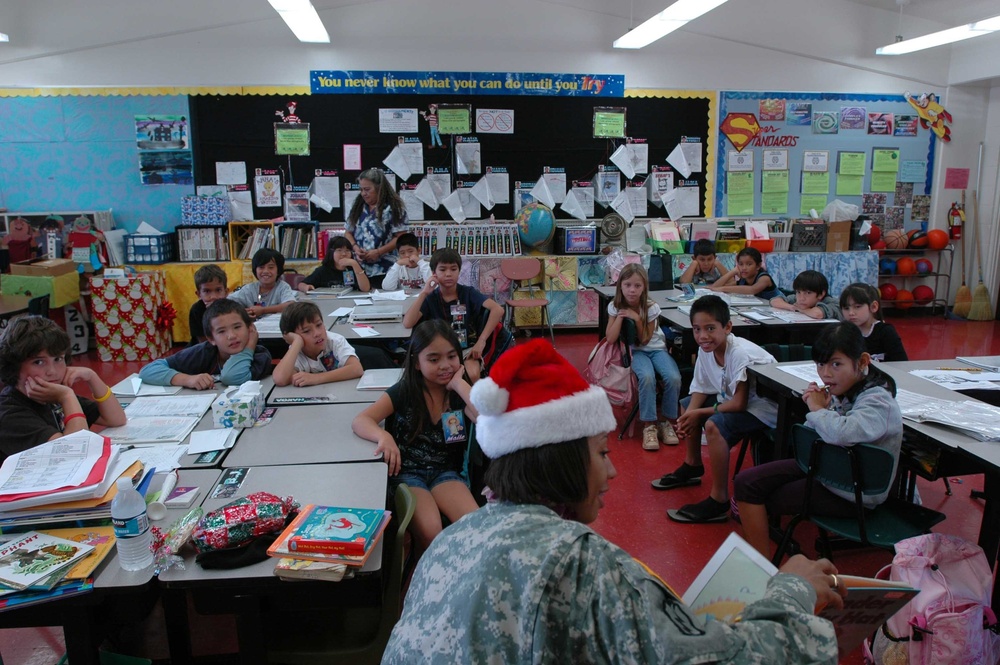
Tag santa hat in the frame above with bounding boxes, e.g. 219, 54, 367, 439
470, 339, 615, 459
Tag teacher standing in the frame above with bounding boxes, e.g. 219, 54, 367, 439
345, 167, 409, 290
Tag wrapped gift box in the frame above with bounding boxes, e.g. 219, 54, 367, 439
91, 272, 171, 362
212, 382, 265, 428
181, 195, 231, 225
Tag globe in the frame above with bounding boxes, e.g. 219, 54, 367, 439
514, 202, 556, 250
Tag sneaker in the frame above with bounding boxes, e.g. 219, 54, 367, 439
658, 421, 679, 445
642, 425, 660, 451
700, 432, 708, 447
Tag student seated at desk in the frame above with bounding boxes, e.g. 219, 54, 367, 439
228, 247, 296, 319
652, 296, 778, 525
710, 247, 781, 299
352, 320, 479, 551
403, 248, 512, 383
769, 270, 842, 320
273, 302, 363, 387
0, 316, 126, 458
679, 239, 726, 286
139, 299, 271, 389
188, 264, 228, 345
382, 232, 431, 291
734, 322, 902, 557
840, 283, 907, 362
296, 236, 371, 294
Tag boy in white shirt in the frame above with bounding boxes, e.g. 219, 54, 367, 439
273, 302, 363, 387
651, 295, 778, 524
382, 233, 431, 291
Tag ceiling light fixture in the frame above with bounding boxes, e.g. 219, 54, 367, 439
876, 14, 1000, 55
268, 0, 330, 43
0, 33, 9, 42
614, 0, 729, 49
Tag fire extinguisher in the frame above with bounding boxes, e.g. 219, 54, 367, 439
949, 202, 965, 239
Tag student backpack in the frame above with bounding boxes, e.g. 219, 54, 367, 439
867, 533, 1000, 665
583, 336, 635, 407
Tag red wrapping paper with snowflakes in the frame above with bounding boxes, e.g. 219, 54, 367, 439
91, 272, 172, 362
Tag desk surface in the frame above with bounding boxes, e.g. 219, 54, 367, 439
159, 462, 388, 584
224, 402, 376, 467
266, 375, 384, 406
329, 300, 414, 341
661, 307, 759, 329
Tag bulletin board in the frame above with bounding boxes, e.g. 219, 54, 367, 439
188, 90, 714, 223
714, 91, 938, 230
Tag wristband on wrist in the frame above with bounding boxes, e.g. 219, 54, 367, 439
713, 403, 720, 414
94, 386, 113, 403
64, 412, 86, 424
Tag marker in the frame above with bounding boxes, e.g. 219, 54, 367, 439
147, 470, 178, 521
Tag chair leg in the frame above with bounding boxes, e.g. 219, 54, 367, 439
941, 477, 952, 496
619, 402, 639, 440
543, 304, 555, 346
771, 515, 805, 567
732, 437, 751, 480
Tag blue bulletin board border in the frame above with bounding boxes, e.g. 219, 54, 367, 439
715, 91, 937, 218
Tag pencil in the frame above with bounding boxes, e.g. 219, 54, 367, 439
936, 366, 983, 372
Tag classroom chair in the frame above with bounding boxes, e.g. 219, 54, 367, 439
280, 269, 306, 291
771, 424, 946, 566
498, 258, 554, 345
266, 484, 416, 665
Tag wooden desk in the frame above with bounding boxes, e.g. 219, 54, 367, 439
158, 462, 388, 665
224, 403, 377, 467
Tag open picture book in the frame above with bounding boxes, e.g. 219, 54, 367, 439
684, 533, 918, 658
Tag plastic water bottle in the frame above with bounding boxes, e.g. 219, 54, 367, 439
111, 477, 154, 571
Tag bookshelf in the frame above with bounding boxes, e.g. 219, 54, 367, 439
276, 221, 319, 260
229, 221, 274, 261
177, 225, 230, 262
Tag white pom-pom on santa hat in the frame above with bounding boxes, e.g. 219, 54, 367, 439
471, 339, 615, 459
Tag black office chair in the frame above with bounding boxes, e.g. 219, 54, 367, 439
27, 294, 50, 317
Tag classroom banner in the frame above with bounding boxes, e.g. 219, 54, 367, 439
310, 71, 624, 97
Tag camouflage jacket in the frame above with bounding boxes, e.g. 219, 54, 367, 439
382, 502, 837, 664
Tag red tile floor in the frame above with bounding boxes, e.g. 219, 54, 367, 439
2, 313, 998, 664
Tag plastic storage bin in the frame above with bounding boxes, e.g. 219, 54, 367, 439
790, 222, 827, 252
770, 233, 793, 252
125, 233, 176, 264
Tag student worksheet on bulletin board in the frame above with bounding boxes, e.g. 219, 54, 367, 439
714, 91, 939, 231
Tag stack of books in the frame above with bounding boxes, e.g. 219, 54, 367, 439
238, 227, 274, 259
267, 505, 391, 582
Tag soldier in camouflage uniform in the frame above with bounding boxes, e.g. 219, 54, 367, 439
382, 340, 844, 664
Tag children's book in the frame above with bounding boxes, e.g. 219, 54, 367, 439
0, 532, 95, 590
684, 533, 917, 658
273, 557, 349, 582
272, 505, 389, 556
38, 527, 116, 580
267, 510, 391, 567
123, 394, 217, 418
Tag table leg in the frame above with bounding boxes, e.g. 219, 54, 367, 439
978, 469, 1000, 610
162, 588, 194, 664
234, 594, 267, 665
62, 609, 99, 665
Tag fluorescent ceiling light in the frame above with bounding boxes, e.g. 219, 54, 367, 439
0, 33, 8, 42
614, 0, 729, 49
268, 0, 329, 43
876, 14, 1000, 55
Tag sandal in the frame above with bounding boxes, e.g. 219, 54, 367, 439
650, 463, 704, 490
667, 497, 730, 524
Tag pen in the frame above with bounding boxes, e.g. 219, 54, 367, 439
936, 366, 983, 372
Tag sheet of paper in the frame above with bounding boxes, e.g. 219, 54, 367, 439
628, 143, 649, 174
352, 326, 382, 338
215, 161, 246, 185
909, 370, 1000, 390
559, 189, 587, 221
342, 190, 360, 221
309, 176, 341, 211
227, 189, 254, 221
610, 144, 636, 179
801, 171, 830, 195
455, 142, 481, 175
872, 148, 900, 172
667, 144, 691, 179
593, 171, 621, 205
647, 170, 674, 205
485, 171, 510, 204
426, 171, 452, 202
680, 142, 703, 173
470, 177, 495, 210
838, 152, 866, 176
254, 174, 281, 208
625, 186, 647, 218
800, 195, 828, 216
118, 445, 186, 473
196, 185, 227, 197
836, 175, 864, 197
353, 298, 373, 306
0, 431, 106, 495
378, 108, 418, 134
382, 145, 412, 181
669, 186, 701, 219
186, 429, 238, 455
343, 144, 362, 171
760, 192, 788, 215
802, 151, 829, 173
125, 394, 217, 418
741, 310, 775, 321
775, 362, 822, 385
328, 307, 354, 318
727, 193, 754, 216
414, 178, 440, 209
399, 187, 424, 221
112, 374, 182, 397
900, 160, 927, 183
761, 170, 789, 193
728, 150, 754, 172
568, 187, 594, 218
727, 171, 754, 196
458, 188, 481, 219
97, 417, 202, 445
541, 171, 567, 204
871, 171, 898, 193
371, 290, 407, 301
762, 150, 788, 171
252, 314, 282, 335
441, 190, 467, 222
610, 189, 635, 224
530, 178, 555, 209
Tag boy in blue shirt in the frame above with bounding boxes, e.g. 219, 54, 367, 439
139, 299, 271, 389
403, 248, 511, 382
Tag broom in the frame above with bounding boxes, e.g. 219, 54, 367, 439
953, 189, 972, 318
968, 189, 995, 320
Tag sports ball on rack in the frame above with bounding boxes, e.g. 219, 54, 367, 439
895, 257, 917, 275
894, 289, 914, 309
915, 258, 933, 274
879, 257, 897, 275
871, 240, 887, 254
926, 228, 949, 250
884, 229, 909, 249
912, 285, 934, 305
867, 224, 882, 245
879, 283, 898, 301
908, 230, 929, 248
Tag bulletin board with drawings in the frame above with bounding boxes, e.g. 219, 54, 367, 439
714, 91, 940, 233
188, 91, 714, 223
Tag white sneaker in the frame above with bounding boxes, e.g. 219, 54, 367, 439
642, 425, 660, 451
658, 421, 679, 446
700, 432, 708, 447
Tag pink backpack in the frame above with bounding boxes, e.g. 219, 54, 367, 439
583, 338, 636, 407
868, 533, 1000, 665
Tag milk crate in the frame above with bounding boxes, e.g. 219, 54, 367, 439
125, 233, 176, 264
790, 222, 827, 252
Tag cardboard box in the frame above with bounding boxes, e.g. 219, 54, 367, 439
826, 220, 853, 253
10, 258, 76, 277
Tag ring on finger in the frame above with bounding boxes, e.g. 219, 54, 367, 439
830, 574, 839, 589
